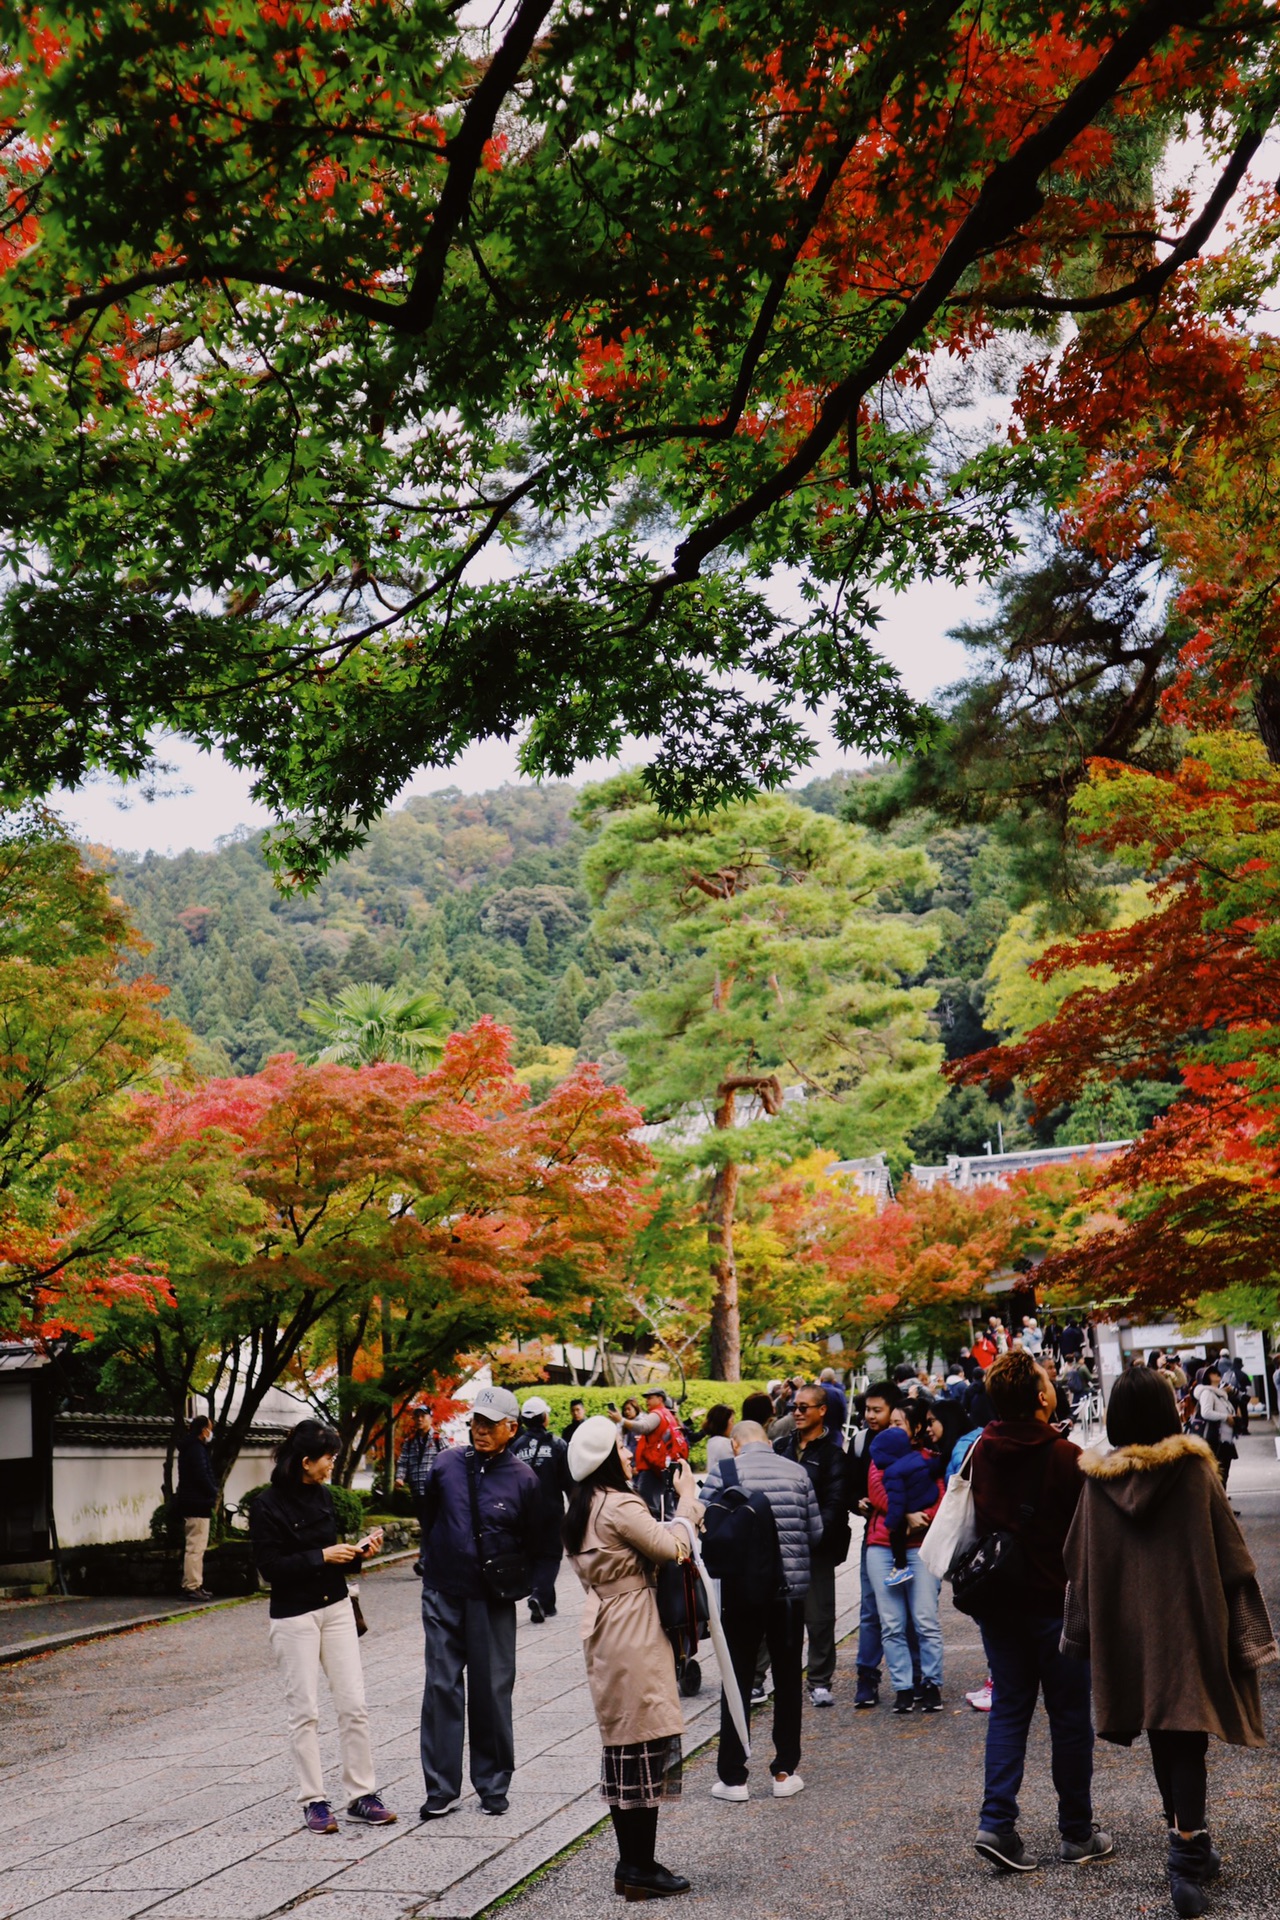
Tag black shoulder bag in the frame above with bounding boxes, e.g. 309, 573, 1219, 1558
466, 1451, 533, 1604
950, 1439, 1055, 1621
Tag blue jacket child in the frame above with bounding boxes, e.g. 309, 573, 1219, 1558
869, 1425, 943, 1567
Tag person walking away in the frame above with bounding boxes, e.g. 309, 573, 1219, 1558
623, 1388, 689, 1518
699, 1403, 735, 1478
818, 1366, 848, 1438
175, 1413, 219, 1600
1063, 1367, 1275, 1916
509, 1396, 573, 1622
564, 1415, 700, 1903
864, 1404, 944, 1712
249, 1420, 395, 1833
416, 1384, 542, 1819
967, 1350, 1111, 1873
847, 1382, 921, 1709
773, 1384, 851, 1708
702, 1419, 820, 1801
561, 1398, 587, 1444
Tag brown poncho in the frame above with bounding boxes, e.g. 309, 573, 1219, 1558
1062, 1432, 1276, 1747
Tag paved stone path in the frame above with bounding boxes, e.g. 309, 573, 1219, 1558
2, 1438, 1275, 1920
0, 1545, 861, 1920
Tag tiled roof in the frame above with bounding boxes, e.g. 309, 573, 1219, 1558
53, 1413, 291, 1449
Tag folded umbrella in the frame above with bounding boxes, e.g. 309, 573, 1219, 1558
669, 1515, 749, 1759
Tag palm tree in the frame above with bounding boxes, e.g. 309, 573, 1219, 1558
300, 981, 453, 1068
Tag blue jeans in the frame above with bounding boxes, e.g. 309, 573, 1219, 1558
978, 1613, 1094, 1841
856, 1537, 921, 1683
865, 1545, 942, 1692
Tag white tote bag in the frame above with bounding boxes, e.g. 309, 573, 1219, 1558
918, 1441, 980, 1581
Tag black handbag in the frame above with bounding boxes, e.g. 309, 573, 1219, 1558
950, 1440, 1054, 1621
466, 1451, 532, 1603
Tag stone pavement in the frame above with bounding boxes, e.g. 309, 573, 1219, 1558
501, 1434, 1280, 1920
0, 1594, 224, 1666
0, 1544, 862, 1920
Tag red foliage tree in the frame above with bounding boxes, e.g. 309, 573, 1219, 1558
956, 734, 1280, 1314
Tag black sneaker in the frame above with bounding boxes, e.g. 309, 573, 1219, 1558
528, 1596, 545, 1624
892, 1690, 915, 1714
918, 1681, 943, 1713
480, 1796, 509, 1816
419, 1799, 458, 1821
976, 1829, 1038, 1872
853, 1677, 879, 1709
1059, 1826, 1114, 1864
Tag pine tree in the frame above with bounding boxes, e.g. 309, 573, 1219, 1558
583, 782, 943, 1378
523, 912, 549, 971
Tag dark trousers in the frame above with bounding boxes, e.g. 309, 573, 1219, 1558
804, 1557, 837, 1689
718, 1596, 804, 1786
529, 1550, 561, 1615
856, 1537, 920, 1684
978, 1613, 1094, 1842
636, 1467, 669, 1518
1150, 1729, 1209, 1831
420, 1587, 517, 1804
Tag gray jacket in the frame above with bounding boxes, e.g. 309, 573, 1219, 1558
700, 1443, 821, 1598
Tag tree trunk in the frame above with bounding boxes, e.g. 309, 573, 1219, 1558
707, 1156, 741, 1382
1254, 672, 1280, 765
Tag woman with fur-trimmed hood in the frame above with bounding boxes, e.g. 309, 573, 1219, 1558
1062, 1366, 1276, 1918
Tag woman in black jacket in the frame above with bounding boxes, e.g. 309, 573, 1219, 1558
249, 1420, 396, 1834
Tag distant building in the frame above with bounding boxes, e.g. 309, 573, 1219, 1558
909, 1139, 1131, 1192
826, 1154, 895, 1206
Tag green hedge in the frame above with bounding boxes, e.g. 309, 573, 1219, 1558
511, 1380, 776, 1430
235, 1480, 366, 1537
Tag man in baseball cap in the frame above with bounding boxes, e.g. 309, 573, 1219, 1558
510, 1397, 573, 1623
415, 1381, 540, 1820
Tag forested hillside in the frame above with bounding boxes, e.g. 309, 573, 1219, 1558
101, 773, 1054, 1160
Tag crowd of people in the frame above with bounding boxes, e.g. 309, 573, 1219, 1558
235, 1325, 1276, 1913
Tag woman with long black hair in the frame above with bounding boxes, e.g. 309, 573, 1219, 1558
1063, 1367, 1275, 1916
249, 1419, 396, 1834
564, 1415, 700, 1903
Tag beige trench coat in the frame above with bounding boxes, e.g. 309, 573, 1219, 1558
568, 1485, 698, 1747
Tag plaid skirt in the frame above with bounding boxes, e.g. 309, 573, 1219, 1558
600, 1735, 684, 1809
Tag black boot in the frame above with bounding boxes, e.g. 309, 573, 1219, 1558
1168, 1829, 1221, 1884
620, 1863, 691, 1901
1167, 1832, 1216, 1917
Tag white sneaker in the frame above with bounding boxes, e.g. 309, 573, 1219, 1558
809, 1686, 834, 1708
772, 1773, 805, 1799
965, 1683, 993, 1713
710, 1780, 749, 1802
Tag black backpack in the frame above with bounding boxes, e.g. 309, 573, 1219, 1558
700, 1456, 783, 1608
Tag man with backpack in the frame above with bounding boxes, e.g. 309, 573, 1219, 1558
773, 1384, 851, 1708
700, 1419, 820, 1803
626, 1387, 689, 1518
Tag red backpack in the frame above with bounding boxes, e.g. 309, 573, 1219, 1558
634, 1406, 689, 1472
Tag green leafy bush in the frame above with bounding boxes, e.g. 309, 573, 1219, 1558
235, 1479, 366, 1537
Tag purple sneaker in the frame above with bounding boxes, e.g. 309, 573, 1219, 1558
304, 1801, 338, 1834
347, 1794, 397, 1826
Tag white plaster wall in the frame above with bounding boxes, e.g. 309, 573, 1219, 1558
53, 1446, 277, 1545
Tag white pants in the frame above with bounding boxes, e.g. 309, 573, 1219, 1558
268, 1598, 376, 1807
181, 1517, 209, 1592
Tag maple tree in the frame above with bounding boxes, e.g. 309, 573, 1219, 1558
0, 805, 180, 1336
583, 781, 942, 1378
3, 2, 1277, 876
757, 1153, 1098, 1361
956, 733, 1280, 1316
93, 1017, 648, 1483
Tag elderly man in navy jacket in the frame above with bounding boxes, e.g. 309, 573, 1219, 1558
416, 1384, 541, 1820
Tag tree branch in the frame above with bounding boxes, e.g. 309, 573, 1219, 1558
671, 0, 1220, 583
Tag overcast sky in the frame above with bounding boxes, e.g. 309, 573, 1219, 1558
55, 571, 981, 856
